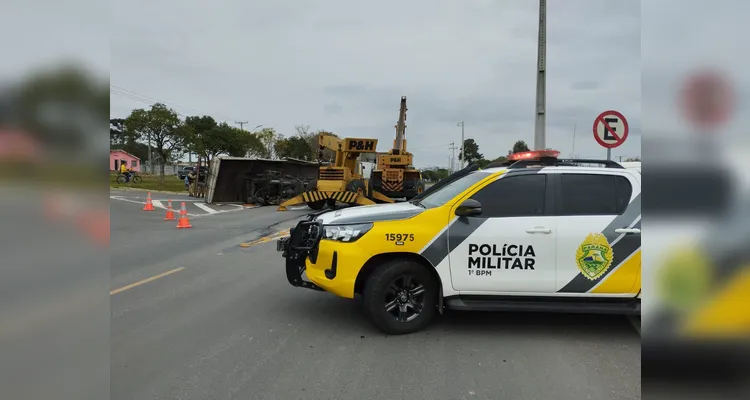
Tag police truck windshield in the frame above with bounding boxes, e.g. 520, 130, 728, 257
415, 171, 492, 209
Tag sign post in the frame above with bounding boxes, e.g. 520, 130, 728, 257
592, 110, 629, 160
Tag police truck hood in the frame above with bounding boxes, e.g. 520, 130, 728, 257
314, 202, 424, 225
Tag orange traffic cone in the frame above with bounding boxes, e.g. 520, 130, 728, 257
164, 200, 176, 220
176, 202, 192, 228
143, 192, 155, 211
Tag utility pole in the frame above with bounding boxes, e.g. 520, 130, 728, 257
449, 142, 457, 173
147, 133, 153, 174
235, 121, 249, 131
533, 0, 547, 150
457, 121, 465, 168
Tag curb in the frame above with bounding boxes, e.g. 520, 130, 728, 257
110, 187, 186, 195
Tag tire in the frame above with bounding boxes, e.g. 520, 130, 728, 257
132, 175, 143, 184
307, 200, 325, 210
403, 178, 425, 200
345, 179, 366, 202
362, 260, 438, 335
326, 198, 336, 207
115, 175, 126, 184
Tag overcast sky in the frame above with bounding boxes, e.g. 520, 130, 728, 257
111, 0, 641, 168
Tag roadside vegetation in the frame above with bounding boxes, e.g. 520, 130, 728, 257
110, 172, 186, 192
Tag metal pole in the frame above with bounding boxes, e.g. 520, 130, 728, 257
235, 121, 248, 130
147, 133, 153, 174
606, 148, 611, 161
533, 0, 547, 150
449, 142, 456, 173
457, 121, 465, 168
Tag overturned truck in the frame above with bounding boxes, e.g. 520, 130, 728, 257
205, 157, 320, 205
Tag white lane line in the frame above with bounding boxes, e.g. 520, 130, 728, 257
193, 202, 219, 214
110, 197, 200, 216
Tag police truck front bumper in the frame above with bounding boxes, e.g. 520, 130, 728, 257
277, 216, 327, 292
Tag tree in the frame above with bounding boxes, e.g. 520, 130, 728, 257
15, 64, 109, 154
183, 115, 218, 156
110, 118, 126, 145
511, 140, 530, 154
250, 127, 278, 159
124, 103, 186, 183
491, 155, 508, 164
275, 135, 314, 160
458, 138, 483, 165
184, 116, 252, 164
625, 157, 641, 162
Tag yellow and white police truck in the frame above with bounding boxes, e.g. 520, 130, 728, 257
277, 150, 641, 334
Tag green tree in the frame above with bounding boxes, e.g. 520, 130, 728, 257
458, 138, 483, 165
625, 157, 641, 162
275, 135, 314, 160
491, 155, 508, 164
250, 127, 279, 159
184, 117, 253, 164
124, 103, 186, 183
511, 140, 530, 154
110, 118, 126, 145
15, 64, 109, 154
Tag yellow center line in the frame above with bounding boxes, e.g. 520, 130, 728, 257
239, 229, 291, 248
110, 267, 185, 295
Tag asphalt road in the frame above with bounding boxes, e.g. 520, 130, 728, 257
111, 195, 641, 400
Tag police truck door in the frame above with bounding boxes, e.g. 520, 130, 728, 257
553, 171, 641, 296
448, 172, 558, 293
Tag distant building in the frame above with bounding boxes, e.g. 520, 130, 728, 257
110, 149, 141, 172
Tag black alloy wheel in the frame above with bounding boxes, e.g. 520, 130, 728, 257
384, 275, 426, 323
363, 260, 438, 335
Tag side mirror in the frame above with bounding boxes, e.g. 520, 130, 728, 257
455, 199, 482, 217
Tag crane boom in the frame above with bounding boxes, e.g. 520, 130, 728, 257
393, 96, 407, 154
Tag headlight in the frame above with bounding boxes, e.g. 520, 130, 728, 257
323, 223, 373, 242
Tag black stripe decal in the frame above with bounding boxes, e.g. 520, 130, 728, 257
601, 194, 641, 242
421, 217, 488, 268
557, 220, 641, 293
302, 192, 310, 202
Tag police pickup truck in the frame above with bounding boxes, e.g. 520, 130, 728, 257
277, 150, 641, 334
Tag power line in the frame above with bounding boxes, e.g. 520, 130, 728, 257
110, 84, 240, 123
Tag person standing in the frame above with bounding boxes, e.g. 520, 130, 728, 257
187, 167, 197, 197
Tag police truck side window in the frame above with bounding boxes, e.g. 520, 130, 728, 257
470, 175, 546, 217
560, 174, 632, 215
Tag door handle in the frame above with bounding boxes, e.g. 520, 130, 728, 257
614, 228, 641, 234
525, 227, 552, 234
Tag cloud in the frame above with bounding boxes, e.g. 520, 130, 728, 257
111, 0, 643, 167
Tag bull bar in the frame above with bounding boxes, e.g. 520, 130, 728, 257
276, 211, 329, 291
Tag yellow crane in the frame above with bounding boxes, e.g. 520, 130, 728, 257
370, 96, 425, 199
277, 133, 394, 211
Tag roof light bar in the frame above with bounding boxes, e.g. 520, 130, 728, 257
506, 149, 560, 161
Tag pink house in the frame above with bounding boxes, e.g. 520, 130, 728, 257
110, 149, 141, 172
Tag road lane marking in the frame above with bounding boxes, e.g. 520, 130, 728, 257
239, 229, 291, 248
110, 267, 185, 295
194, 202, 219, 214
110, 197, 199, 216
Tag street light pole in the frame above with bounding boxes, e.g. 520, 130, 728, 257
533, 0, 547, 150
457, 121, 465, 168
449, 142, 457, 173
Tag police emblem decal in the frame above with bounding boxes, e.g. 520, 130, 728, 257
575, 233, 614, 281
